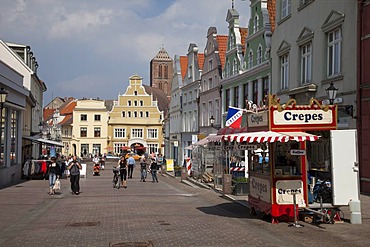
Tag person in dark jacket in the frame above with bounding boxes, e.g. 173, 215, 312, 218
67, 155, 82, 195
48, 156, 61, 195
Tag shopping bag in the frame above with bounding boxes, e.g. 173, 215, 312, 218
53, 179, 61, 190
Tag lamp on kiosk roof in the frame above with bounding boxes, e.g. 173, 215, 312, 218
325, 82, 338, 105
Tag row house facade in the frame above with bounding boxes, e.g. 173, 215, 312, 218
167, 55, 187, 163
71, 99, 109, 157
0, 38, 46, 187
199, 27, 227, 134
357, 0, 370, 193
108, 75, 165, 156
181, 44, 204, 160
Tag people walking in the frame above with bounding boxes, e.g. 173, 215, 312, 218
67, 155, 82, 195
127, 154, 135, 179
150, 158, 158, 183
140, 154, 147, 182
116, 156, 128, 188
48, 156, 61, 195
156, 153, 164, 176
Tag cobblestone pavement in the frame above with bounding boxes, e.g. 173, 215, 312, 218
0, 161, 369, 247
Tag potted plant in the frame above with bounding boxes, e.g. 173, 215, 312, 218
232, 177, 249, 195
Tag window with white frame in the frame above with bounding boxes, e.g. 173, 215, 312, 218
94, 114, 101, 121
94, 127, 101, 137
282, 0, 291, 19
122, 111, 125, 117
208, 101, 213, 125
226, 61, 230, 77
145, 111, 149, 118
132, 128, 143, 138
208, 77, 213, 90
254, 14, 259, 33
202, 103, 207, 126
301, 43, 312, 84
147, 144, 158, 154
280, 54, 289, 90
209, 60, 213, 70
114, 128, 125, 138
233, 58, 238, 75
147, 129, 158, 139
257, 46, 262, 65
248, 51, 253, 69
327, 28, 341, 77
114, 143, 126, 154
215, 99, 220, 124
128, 111, 131, 117
128, 101, 131, 106
234, 86, 239, 107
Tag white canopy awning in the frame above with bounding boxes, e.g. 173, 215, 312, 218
23, 136, 64, 147
193, 134, 222, 146
224, 131, 319, 143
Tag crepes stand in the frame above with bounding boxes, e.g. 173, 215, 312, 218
223, 95, 360, 224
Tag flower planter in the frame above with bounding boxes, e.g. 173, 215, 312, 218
232, 182, 249, 195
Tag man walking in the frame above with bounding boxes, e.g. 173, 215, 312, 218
67, 155, 82, 195
127, 153, 135, 179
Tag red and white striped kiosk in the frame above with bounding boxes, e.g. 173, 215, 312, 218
223, 95, 339, 223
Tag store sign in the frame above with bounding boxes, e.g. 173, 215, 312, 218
223, 145, 234, 151
276, 180, 305, 206
273, 110, 333, 125
173, 141, 178, 147
247, 111, 268, 127
290, 149, 306, 156
250, 176, 271, 203
236, 144, 257, 150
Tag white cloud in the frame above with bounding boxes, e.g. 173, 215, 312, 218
0, 0, 250, 104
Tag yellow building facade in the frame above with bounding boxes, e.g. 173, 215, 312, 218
71, 99, 109, 157
108, 75, 163, 156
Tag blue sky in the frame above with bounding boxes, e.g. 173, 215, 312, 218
0, 0, 249, 105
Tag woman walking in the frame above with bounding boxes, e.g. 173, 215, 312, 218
116, 156, 128, 188
67, 155, 82, 195
48, 156, 61, 195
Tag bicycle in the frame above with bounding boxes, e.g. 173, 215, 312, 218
112, 168, 120, 189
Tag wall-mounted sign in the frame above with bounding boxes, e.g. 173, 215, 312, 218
275, 180, 305, 206
223, 145, 234, 151
250, 176, 271, 203
236, 144, 258, 150
290, 149, 306, 156
173, 141, 178, 147
247, 111, 268, 127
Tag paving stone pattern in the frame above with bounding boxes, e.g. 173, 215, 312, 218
0, 161, 369, 247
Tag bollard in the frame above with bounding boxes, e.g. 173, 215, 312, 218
181, 167, 187, 181
222, 174, 232, 194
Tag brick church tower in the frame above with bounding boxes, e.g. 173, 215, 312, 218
150, 47, 173, 97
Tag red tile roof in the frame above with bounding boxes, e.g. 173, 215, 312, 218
59, 115, 72, 126
43, 108, 55, 122
239, 27, 248, 55
216, 35, 228, 68
267, 0, 276, 32
198, 53, 205, 70
180, 56, 188, 81
60, 101, 77, 115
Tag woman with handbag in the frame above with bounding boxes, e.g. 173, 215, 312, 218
48, 156, 61, 195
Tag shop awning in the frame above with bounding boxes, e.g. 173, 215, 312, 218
23, 136, 64, 147
224, 131, 319, 143
193, 134, 222, 146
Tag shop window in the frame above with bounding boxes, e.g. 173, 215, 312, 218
274, 142, 301, 176
248, 143, 270, 175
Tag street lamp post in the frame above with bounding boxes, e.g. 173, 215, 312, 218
210, 115, 215, 128
326, 82, 338, 105
0, 88, 8, 165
